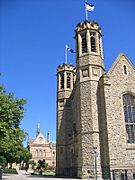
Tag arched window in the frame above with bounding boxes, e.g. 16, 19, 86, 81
81, 34, 87, 53
91, 37, 96, 52
60, 73, 64, 89
123, 65, 127, 75
123, 94, 135, 143
98, 35, 102, 56
67, 72, 71, 88
90, 32, 97, 52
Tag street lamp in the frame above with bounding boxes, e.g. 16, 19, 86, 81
93, 147, 98, 180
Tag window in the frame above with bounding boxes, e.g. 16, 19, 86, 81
81, 34, 87, 53
67, 72, 71, 88
90, 32, 97, 52
123, 65, 127, 75
60, 73, 64, 89
98, 35, 102, 56
123, 94, 135, 143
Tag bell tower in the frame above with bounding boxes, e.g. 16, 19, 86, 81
56, 64, 76, 176
75, 20, 104, 69
75, 20, 105, 178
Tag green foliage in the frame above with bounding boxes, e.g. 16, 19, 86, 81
15, 147, 32, 164
38, 159, 48, 169
3, 168, 18, 174
28, 159, 36, 170
37, 160, 48, 175
28, 159, 36, 165
0, 156, 7, 167
0, 84, 29, 166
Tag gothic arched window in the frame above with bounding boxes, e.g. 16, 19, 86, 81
67, 72, 71, 88
123, 94, 135, 143
81, 34, 87, 53
98, 35, 102, 56
90, 32, 97, 52
60, 73, 64, 89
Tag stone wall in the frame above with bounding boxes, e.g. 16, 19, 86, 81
107, 54, 135, 176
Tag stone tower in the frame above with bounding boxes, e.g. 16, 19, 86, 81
74, 20, 105, 178
56, 18, 135, 180
56, 64, 76, 176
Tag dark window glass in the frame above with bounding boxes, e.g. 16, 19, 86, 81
91, 36, 97, 52
123, 94, 135, 143
90, 32, 97, 52
60, 73, 64, 89
98, 35, 102, 56
124, 106, 128, 122
123, 65, 127, 75
132, 107, 135, 122
128, 106, 132, 122
82, 34, 87, 53
67, 72, 71, 88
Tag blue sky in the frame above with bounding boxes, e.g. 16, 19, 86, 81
0, 0, 135, 144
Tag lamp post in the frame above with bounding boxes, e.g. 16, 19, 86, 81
93, 147, 98, 180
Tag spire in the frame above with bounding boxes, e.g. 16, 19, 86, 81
36, 120, 40, 137
47, 131, 50, 143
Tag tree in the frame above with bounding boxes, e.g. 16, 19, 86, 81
0, 84, 27, 166
28, 160, 36, 171
37, 160, 48, 175
0, 156, 7, 168
15, 147, 32, 169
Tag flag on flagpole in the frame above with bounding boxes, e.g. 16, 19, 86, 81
85, 2, 95, 11
65, 45, 75, 64
66, 45, 75, 53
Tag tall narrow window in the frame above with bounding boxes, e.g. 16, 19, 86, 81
90, 32, 97, 52
98, 35, 102, 56
123, 94, 135, 143
123, 65, 127, 75
67, 72, 71, 88
82, 34, 87, 53
60, 73, 64, 89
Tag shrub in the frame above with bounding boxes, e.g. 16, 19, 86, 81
3, 168, 18, 174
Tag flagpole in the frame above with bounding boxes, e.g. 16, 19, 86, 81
65, 45, 68, 64
85, 0, 88, 20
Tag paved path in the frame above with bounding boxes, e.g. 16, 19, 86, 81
2, 174, 81, 180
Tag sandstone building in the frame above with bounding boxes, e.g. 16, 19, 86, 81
28, 121, 56, 167
56, 20, 135, 179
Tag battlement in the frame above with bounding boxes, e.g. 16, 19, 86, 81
75, 20, 101, 34
57, 64, 75, 73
